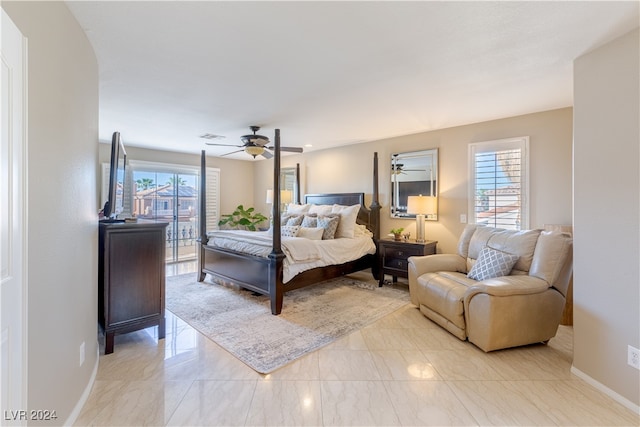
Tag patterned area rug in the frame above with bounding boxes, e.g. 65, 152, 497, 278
165, 273, 409, 373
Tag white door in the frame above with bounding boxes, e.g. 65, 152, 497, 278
1, 9, 27, 422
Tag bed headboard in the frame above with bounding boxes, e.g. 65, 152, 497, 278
304, 192, 379, 239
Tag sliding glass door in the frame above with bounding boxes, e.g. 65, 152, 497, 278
131, 166, 199, 263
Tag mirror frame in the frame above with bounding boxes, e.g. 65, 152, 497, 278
390, 148, 438, 220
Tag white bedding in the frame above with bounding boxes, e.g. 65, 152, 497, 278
206, 229, 376, 283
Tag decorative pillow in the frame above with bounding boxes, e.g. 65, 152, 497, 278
331, 204, 360, 238
308, 204, 333, 215
317, 214, 340, 240
286, 203, 310, 214
280, 214, 294, 225
467, 246, 519, 281
301, 214, 318, 228
280, 225, 300, 238
297, 226, 324, 240
286, 215, 304, 226
281, 214, 303, 226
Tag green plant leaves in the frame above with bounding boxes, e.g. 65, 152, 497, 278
218, 204, 268, 231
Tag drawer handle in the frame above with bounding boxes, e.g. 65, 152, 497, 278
398, 251, 404, 256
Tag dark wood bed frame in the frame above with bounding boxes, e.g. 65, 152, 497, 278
198, 129, 381, 314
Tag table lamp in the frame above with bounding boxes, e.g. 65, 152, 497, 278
266, 189, 293, 210
407, 195, 436, 243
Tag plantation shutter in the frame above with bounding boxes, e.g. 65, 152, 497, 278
121, 167, 132, 217
469, 137, 529, 230
205, 167, 220, 231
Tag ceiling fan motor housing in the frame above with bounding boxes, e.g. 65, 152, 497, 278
241, 125, 269, 146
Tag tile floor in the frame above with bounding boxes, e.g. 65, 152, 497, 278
75, 262, 639, 426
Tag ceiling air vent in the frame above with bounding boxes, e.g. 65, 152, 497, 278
199, 133, 226, 140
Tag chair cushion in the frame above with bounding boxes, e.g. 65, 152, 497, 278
467, 246, 519, 281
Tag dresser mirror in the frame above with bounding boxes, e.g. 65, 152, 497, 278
391, 149, 438, 220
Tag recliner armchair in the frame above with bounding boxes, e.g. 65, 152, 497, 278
408, 224, 573, 352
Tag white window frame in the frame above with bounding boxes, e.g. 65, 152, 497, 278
468, 136, 530, 230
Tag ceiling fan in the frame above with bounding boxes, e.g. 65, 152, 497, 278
204, 126, 303, 159
391, 155, 425, 175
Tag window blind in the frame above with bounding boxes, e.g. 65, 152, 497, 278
205, 167, 220, 231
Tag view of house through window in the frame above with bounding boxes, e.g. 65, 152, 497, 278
468, 137, 529, 230
131, 167, 199, 263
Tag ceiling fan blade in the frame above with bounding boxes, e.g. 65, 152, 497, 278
205, 142, 243, 147
266, 146, 303, 153
261, 150, 273, 159
281, 146, 304, 153
220, 149, 245, 157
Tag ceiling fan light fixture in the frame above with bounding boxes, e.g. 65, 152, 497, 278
245, 145, 265, 157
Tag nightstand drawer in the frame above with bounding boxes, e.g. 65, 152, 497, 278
384, 246, 421, 259
384, 257, 409, 271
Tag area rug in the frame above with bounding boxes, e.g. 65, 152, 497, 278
165, 273, 409, 373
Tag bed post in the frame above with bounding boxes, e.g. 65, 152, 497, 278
198, 150, 208, 281
370, 152, 381, 241
370, 152, 382, 282
295, 163, 301, 204
269, 129, 286, 314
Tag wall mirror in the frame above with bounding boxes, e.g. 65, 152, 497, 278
391, 149, 438, 220
267, 164, 300, 212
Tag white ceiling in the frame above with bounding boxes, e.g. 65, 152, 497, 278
66, 1, 638, 160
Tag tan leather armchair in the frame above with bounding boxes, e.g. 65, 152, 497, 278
408, 224, 573, 352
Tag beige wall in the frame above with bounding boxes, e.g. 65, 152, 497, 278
98, 144, 255, 218
573, 28, 639, 408
254, 108, 573, 253
3, 1, 100, 424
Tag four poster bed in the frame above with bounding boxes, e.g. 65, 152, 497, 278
198, 129, 381, 315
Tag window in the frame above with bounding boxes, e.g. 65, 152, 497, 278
127, 160, 219, 262
468, 137, 529, 230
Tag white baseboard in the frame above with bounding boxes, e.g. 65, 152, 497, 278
571, 365, 640, 415
63, 346, 100, 426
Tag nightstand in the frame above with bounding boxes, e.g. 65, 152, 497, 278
378, 238, 437, 286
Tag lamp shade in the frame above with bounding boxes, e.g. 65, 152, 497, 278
266, 189, 293, 205
281, 190, 293, 205
407, 195, 436, 215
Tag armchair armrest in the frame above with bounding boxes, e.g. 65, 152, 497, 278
408, 254, 466, 278
463, 275, 564, 352
408, 254, 467, 306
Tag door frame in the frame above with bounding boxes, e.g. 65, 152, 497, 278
1, 8, 28, 419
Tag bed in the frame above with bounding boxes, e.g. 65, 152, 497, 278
197, 129, 381, 314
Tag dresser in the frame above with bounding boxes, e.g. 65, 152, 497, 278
378, 238, 437, 286
98, 220, 168, 354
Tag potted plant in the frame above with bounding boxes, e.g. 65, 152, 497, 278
218, 205, 268, 231
390, 227, 404, 241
